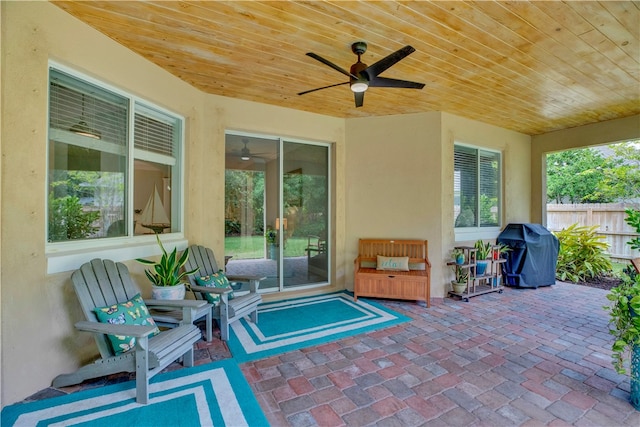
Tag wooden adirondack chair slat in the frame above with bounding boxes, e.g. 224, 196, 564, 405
184, 245, 265, 341
52, 258, 204, 404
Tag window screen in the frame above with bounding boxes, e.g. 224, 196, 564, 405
454, 145, 501, 228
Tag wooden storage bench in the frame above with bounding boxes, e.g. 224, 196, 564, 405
354, 239, 431, 307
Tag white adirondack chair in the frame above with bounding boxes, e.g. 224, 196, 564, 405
184, 245, 264, 341
52, 258, 207, 404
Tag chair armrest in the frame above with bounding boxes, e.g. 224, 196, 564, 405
145, 299, 208, 309
75, 321, 157, 338
227, 275, 266, 293
226, 275, 267, 283
190, 285, 232, 295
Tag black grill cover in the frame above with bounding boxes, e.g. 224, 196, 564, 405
497, 223, 559, 288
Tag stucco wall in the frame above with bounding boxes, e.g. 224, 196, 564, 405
1, 2, 345, 405
439, 113, 532, 289
344, 112, 532, 299
345, 112, 443, 294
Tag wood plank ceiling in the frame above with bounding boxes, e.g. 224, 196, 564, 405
53, 1, 639, 136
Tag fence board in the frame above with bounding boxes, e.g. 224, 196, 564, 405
547, 203, 640, 261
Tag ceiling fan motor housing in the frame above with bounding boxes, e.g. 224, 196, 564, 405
351, 41, 367, 55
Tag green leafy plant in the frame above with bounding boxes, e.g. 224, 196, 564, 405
265, 227, 277, 245
605, 272, 640, 376
493, 243, 510, 260
474, 240, 493, 260
554, 223, 612, 283
452, 264, 469, 284
624, 208, 640, 250
604, 207, 640, 378
48, 194, 100, 242
136, 234, 198, 287
451, 248, 465, 264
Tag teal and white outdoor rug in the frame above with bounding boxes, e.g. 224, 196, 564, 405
1, 359, 267, 427
227, 291, 411, 363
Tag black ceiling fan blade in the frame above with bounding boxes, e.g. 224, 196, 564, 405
298, 81, 349, 96
362, 45, 416, 79
368, 76, 425, 89
306, 52, 359, 79
354, 91, 364, 108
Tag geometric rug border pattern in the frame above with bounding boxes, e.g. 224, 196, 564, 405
1, 359, 268, 427
227, 291, 411, 363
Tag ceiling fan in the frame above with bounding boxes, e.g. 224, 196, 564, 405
298, 41, 425, 108
232, 139, 272, 161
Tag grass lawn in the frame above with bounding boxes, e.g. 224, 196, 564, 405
225, 236, 309, 259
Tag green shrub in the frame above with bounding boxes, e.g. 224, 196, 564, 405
48, 194, 100, 242
554, 223, 613, 283
604, 208, 640, 377
604, 276, 640, 376
624, 208, 640, 250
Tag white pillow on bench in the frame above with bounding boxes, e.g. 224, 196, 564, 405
376, 255, 410, 271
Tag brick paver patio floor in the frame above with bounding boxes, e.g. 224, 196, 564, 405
27, 282, 640, 426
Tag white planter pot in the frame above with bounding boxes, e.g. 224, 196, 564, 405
151, 283, 186, 300
451, 281, 467, 294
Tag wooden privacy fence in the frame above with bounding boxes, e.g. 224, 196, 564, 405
547, 203, 640, 262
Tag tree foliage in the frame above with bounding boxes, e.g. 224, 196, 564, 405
546, 141, 639, 204
600, 144, 640, 202
48, 194, 100, 241
224, 168, 327, 237
625, 208, 640, 251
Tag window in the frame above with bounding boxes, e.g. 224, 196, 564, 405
47, 66, 183, 244
454, 144, 501, 231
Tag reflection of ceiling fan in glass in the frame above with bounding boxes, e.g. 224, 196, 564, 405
235, 138, 272, 161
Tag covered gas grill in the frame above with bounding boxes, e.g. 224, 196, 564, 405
497, 223, 559, 288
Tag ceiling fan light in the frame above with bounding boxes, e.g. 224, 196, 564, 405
241, 155, 250, 161
350, 81, 368, 93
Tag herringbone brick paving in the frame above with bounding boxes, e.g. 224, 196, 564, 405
28, 282, 640, 426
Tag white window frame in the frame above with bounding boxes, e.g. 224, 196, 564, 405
454, 142, 502, 242
46, 62, 186, 274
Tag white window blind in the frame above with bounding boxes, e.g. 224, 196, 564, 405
134, 111, 176, 157
49, 69, 128, 146
454, 145, 501, 228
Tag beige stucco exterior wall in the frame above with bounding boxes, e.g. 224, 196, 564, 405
530, 114, 640, 224
440, 113, 532, 285
1, 2, 344, 405
344, 112, 443, 294
344, 113, 531, 299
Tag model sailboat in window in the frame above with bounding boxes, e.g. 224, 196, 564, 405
139, 184, 170, 234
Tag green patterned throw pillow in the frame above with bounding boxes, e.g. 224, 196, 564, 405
94, 293, 159, 355
195, 270, 234, 305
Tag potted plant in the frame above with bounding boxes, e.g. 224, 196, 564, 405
603, 207, 640, 410
451, 264, 469, 294
452, 248, 465, 265
474, 240, 492, 276
493, 243, 510, 260
265, 227, 278, 260
136, 233, 198, 300
604, 275, 640, 410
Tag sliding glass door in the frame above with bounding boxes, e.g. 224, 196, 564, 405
281, 141, 329, 288
224, 133, 330, 293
